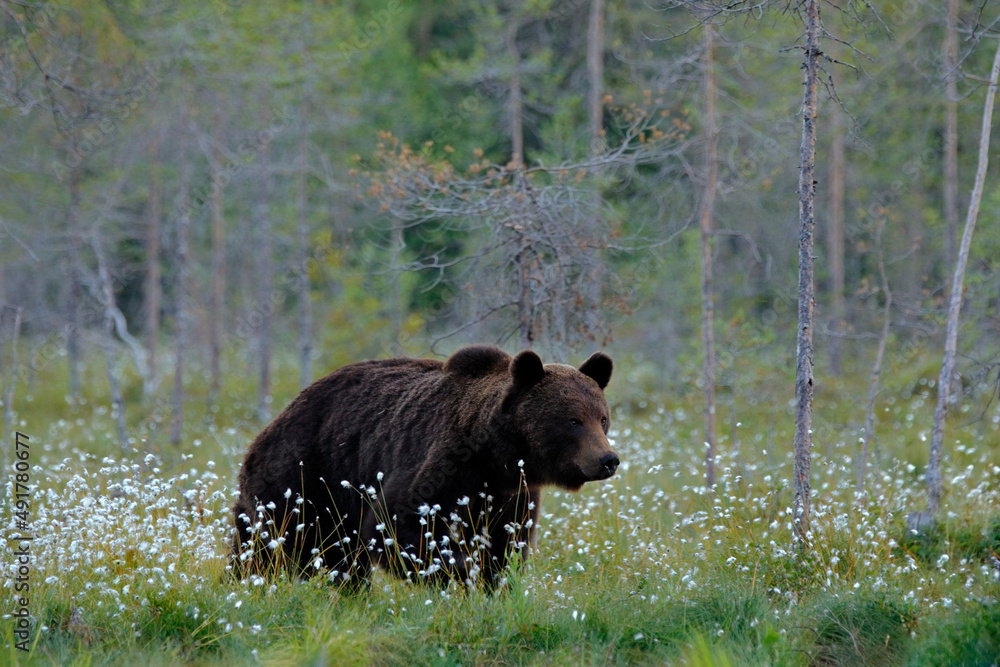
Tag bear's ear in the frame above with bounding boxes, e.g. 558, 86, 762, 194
579, 352, 612, 390
510, 350, 545, 389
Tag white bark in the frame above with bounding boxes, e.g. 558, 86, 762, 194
925, 37, 1000, 518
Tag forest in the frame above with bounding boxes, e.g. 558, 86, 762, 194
2, 0, 1000, 664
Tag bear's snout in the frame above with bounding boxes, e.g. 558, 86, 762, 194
599, 452, 620, 478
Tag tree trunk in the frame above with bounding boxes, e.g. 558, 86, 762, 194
297, 102, 313, 388
67, 163, 83, 400
516, 243, 534, 350
93, 238, 128, 451
256, 117, 275, 423
145, 138, 162, 395
507, 20, 523, 167
925, 38, 1000, 519
509, 18, 530, 348
700, 22, 719, 490
828, 102, 846, 376
793, 0, 820, 552
585, 0, 606, 345
587, 0, 605, 155
171, 161, 191, 447
2, 307, 23, 458
942, 0, 959, 282
390, 223, 405, 356
209, 115, 226, 403
858, 218, 891, 493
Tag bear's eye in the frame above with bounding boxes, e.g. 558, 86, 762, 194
601, 416, 608, 430
569, 418, 583, 427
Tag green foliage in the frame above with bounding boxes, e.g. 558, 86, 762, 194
4, 340, 1000, 665
5, 0, 1000, 664
911, 600, 1000, 667
807, 593, 915, 667
898, 515, 1000, 568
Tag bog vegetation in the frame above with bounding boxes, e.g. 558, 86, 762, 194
2, 0, 1000, 664
2, 347, 1000, 665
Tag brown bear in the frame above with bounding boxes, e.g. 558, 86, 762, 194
231, 344, 618, 588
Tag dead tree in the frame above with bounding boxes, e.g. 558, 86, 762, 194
366, 107, 688, 352
922, 36, 1000, 524
791, 0, 821, 552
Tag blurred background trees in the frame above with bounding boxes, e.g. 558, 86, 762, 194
2, 0, 1000, 476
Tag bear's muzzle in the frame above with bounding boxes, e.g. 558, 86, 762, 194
598, 452, 620, 478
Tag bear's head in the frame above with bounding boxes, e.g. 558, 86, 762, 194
502, 350, 619, 491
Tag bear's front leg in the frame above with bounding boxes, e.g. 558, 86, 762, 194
370, 508, 478, 587
481, 487, 540, 590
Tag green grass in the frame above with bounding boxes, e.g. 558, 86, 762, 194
3, 344, 1000, 666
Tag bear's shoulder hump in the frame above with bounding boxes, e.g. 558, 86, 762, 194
443, 345, 511, 378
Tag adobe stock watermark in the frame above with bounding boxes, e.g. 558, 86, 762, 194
338, 0, 404, 65
6, 431, 34, 652
51, 57, 177, 182
181, 105, 294, 221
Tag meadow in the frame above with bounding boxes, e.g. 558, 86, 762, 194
2, 347, 999, 666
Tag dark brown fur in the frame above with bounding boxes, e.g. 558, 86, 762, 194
231, 344, 617, 587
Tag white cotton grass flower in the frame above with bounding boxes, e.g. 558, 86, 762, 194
9, 396, 999, 639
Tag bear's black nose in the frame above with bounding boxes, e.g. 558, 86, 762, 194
600, 453, 620, 476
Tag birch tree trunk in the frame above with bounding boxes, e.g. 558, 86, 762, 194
793, 0, 820, 552
700, 22, 719, 490
925, 37, 1000, 519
